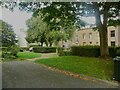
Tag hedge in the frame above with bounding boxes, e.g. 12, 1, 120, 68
33, 46, 56, 53
71, 46, 120, 57
20, 47, 29, 52
71, 46, 100, 57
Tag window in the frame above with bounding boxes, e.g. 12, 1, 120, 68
89, 33, 92, 41
111, 41, 115, 46
96, 42, 99, 45
111, 31, 115, 37
76, 34, 79, 44
83, 42, 86, 46
90, 42, 92, 45
83, 33, 86, 40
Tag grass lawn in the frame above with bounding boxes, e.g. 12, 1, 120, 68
35, 56, 114, 80
18, 52, 41, 59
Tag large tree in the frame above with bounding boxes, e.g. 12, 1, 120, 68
81, 2, 120, 58
1, 1, 119, 58
26, 12, 75, 47
0, 20, 17, 47
26, 13, 49, 46
33, 2, 119, 58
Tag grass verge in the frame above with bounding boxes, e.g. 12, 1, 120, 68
35, 56, 114, 81
18, 52, 41, 60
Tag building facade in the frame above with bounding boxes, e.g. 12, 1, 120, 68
70, 26, 120, 47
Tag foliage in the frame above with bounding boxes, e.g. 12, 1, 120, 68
71, 46, 100, 57
71, 46, 120, 58
20, 47, 29, 51
116, 48, 120, 56
33, 46, 56, 53
1, 1, 119, 58
2, 45, 20, 59
36, 56, 114, 80
0, 20, 18, 47
10, 45, 20, 57
0, 20, 19, 59
26, 13, 49, 46
57, 47, 72, 56
58, 51, 72, 56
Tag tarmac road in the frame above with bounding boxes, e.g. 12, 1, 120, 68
2, 61, 119, 88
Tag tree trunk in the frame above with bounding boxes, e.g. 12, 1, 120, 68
41, 42, 43, 46
93, 2, 111, 59
99, 26, 109, 58
49, 42, 52, 47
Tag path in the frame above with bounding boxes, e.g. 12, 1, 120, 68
2, 61, 119, 88
27, 53, 58, 61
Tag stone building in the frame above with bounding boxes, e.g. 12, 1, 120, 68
70, 26, 120, 47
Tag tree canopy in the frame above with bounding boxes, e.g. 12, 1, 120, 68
26, 12, 76, 46
0, 20, 17, 47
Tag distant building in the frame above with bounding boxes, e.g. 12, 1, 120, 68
17, 28, 28, 47
70, 26, 120, 47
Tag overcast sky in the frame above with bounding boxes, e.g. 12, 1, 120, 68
0, 6, 95, 35
0, 6, 32, 35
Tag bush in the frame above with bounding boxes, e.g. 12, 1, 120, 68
59, 51, 72, 56
57, 47, 72, 56
33, 46, 56, 53
109, 47, 118, 57
57, 47, 64, 53
71, 46, 120, 57
20, 47, 29, 52
71, 46, 100, 57
116, 48, 120, 56
10, 45, 20, 57
2, 45, 20, 59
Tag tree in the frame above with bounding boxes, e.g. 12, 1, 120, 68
26, 14, 49, 46
1, 1, 119, 58
0, 20, 17, 47
83, 2, 120, 58
94, 2, 119, 58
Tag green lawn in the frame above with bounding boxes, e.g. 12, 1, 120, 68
18, 52, 41, 59
35, 56, 114, 80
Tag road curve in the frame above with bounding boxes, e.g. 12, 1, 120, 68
2, 61, 118, 88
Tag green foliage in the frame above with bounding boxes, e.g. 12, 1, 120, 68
2, 45, 20, 59
71, 46, 100, 57
0, 20, 17, 47
10, 45, 20, 57
59, 51, 72, 56
26, 14, 49, 45
71, 46, 120, 58
36, 56, 113, 80
116, 48, 120, 56
57, 47, 72, 56
33, 46, 56, 53
20, 47, 29, 51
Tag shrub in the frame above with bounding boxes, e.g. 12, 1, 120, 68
33, 46, 56, 53
71, 46, 100, 57
109, 47, 118, 57
2, 45, 20, 59
20, 47, 29, 52
10, 45, 20, 57
57, 47, 64, 53
57, 47, 72, 56
58, 51, 72, 56
116, 48, 120, 56
71, 46, 120, 57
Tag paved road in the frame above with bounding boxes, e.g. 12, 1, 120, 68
2, 61, 118, 88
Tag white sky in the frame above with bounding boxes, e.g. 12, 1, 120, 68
0, 6, 32, 35
0, 6, 95, 35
